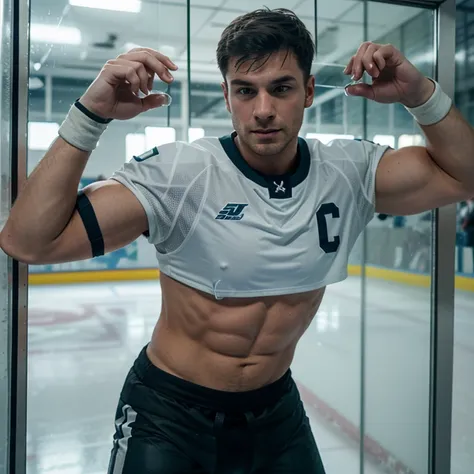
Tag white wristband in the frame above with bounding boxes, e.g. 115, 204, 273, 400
404, 80, 452, 126
58, 101, 112, 152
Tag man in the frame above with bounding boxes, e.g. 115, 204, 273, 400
1, 7, 473, 474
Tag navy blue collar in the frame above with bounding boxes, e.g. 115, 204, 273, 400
219, 131, 310, 194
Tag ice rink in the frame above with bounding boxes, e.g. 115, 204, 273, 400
26, 277, 473, 474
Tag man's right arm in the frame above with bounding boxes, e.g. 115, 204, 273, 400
0, 137, 148, 264
0, 47, 177, 264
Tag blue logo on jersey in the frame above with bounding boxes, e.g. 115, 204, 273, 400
216, 203, 248, 221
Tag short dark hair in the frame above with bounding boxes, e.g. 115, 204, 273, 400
216, 8, 315, 82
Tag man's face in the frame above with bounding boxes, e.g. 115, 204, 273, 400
222, 50, 315, 157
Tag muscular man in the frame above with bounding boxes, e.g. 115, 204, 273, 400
2, 8, 474, 474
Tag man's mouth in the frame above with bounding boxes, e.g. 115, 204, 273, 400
252, 129, 281, 136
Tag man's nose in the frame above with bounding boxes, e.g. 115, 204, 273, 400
253, 92, 276, 122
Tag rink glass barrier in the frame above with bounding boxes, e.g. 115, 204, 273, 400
21, 2, 470, 474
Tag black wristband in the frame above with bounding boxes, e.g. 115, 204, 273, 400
74, 99, 113, 124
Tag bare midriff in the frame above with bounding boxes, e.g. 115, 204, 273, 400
147, 273, 326, 392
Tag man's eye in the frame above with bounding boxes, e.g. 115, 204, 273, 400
275, 85, 291, 93
238, 88, 253, 95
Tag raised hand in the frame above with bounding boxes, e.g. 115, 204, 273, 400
344, 42, 434, 108
79, 48, 178, 120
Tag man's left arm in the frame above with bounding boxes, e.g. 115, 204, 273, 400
345, 42, 474, 216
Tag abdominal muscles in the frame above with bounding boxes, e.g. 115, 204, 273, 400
150, 274, 326, 391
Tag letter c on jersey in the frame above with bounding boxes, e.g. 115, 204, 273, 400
317, 203, 340, 253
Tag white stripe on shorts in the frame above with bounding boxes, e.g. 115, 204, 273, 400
110, 404, 138, 474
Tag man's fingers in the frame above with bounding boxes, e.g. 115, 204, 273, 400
125, 48, 178, 72
108, 59, 150, 94
372, 51, 386, 73
343, 56, 354, 76
351, 42, 371, 80
361, 44, 381, 78
106, 50, 176, 95
119, 48, 178, 83
102, 63, 142, 95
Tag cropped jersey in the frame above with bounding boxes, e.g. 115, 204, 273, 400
111, 132, 389, 299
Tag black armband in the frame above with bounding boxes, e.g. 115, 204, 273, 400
76, 190, 105, 257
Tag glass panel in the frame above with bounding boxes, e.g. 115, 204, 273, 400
365, 4, 434, 474
28, 0, 186, 276
27, 0, 187, 472
189, 0, 235, 136
188, 3, 366, 472
452, 1, 474, 473
308, 2, 365, 473
0, 0, 13, 468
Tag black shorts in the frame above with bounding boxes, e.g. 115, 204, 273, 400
107, 345, 326, 474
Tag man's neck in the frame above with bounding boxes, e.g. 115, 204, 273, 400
234, 135, 299, 176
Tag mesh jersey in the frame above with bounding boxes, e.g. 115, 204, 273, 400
111, 132, 389, 299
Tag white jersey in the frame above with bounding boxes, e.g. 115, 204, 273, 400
111, 132, 389, 299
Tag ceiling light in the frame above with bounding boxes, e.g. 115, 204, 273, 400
31, 24, 82, 45
69, 0, 141, 13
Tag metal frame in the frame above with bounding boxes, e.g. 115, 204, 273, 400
10, 0, 30, 471
0, 0, 14, 470
360, 6, 369, 474
429, 3, 456, 474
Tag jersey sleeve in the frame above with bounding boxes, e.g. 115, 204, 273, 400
110, 141, 210, 249
320, 138, 391, 224
351, 139, 391, 219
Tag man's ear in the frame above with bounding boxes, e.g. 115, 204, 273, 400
221, 81, 231, 113
305, 75, 315, 108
